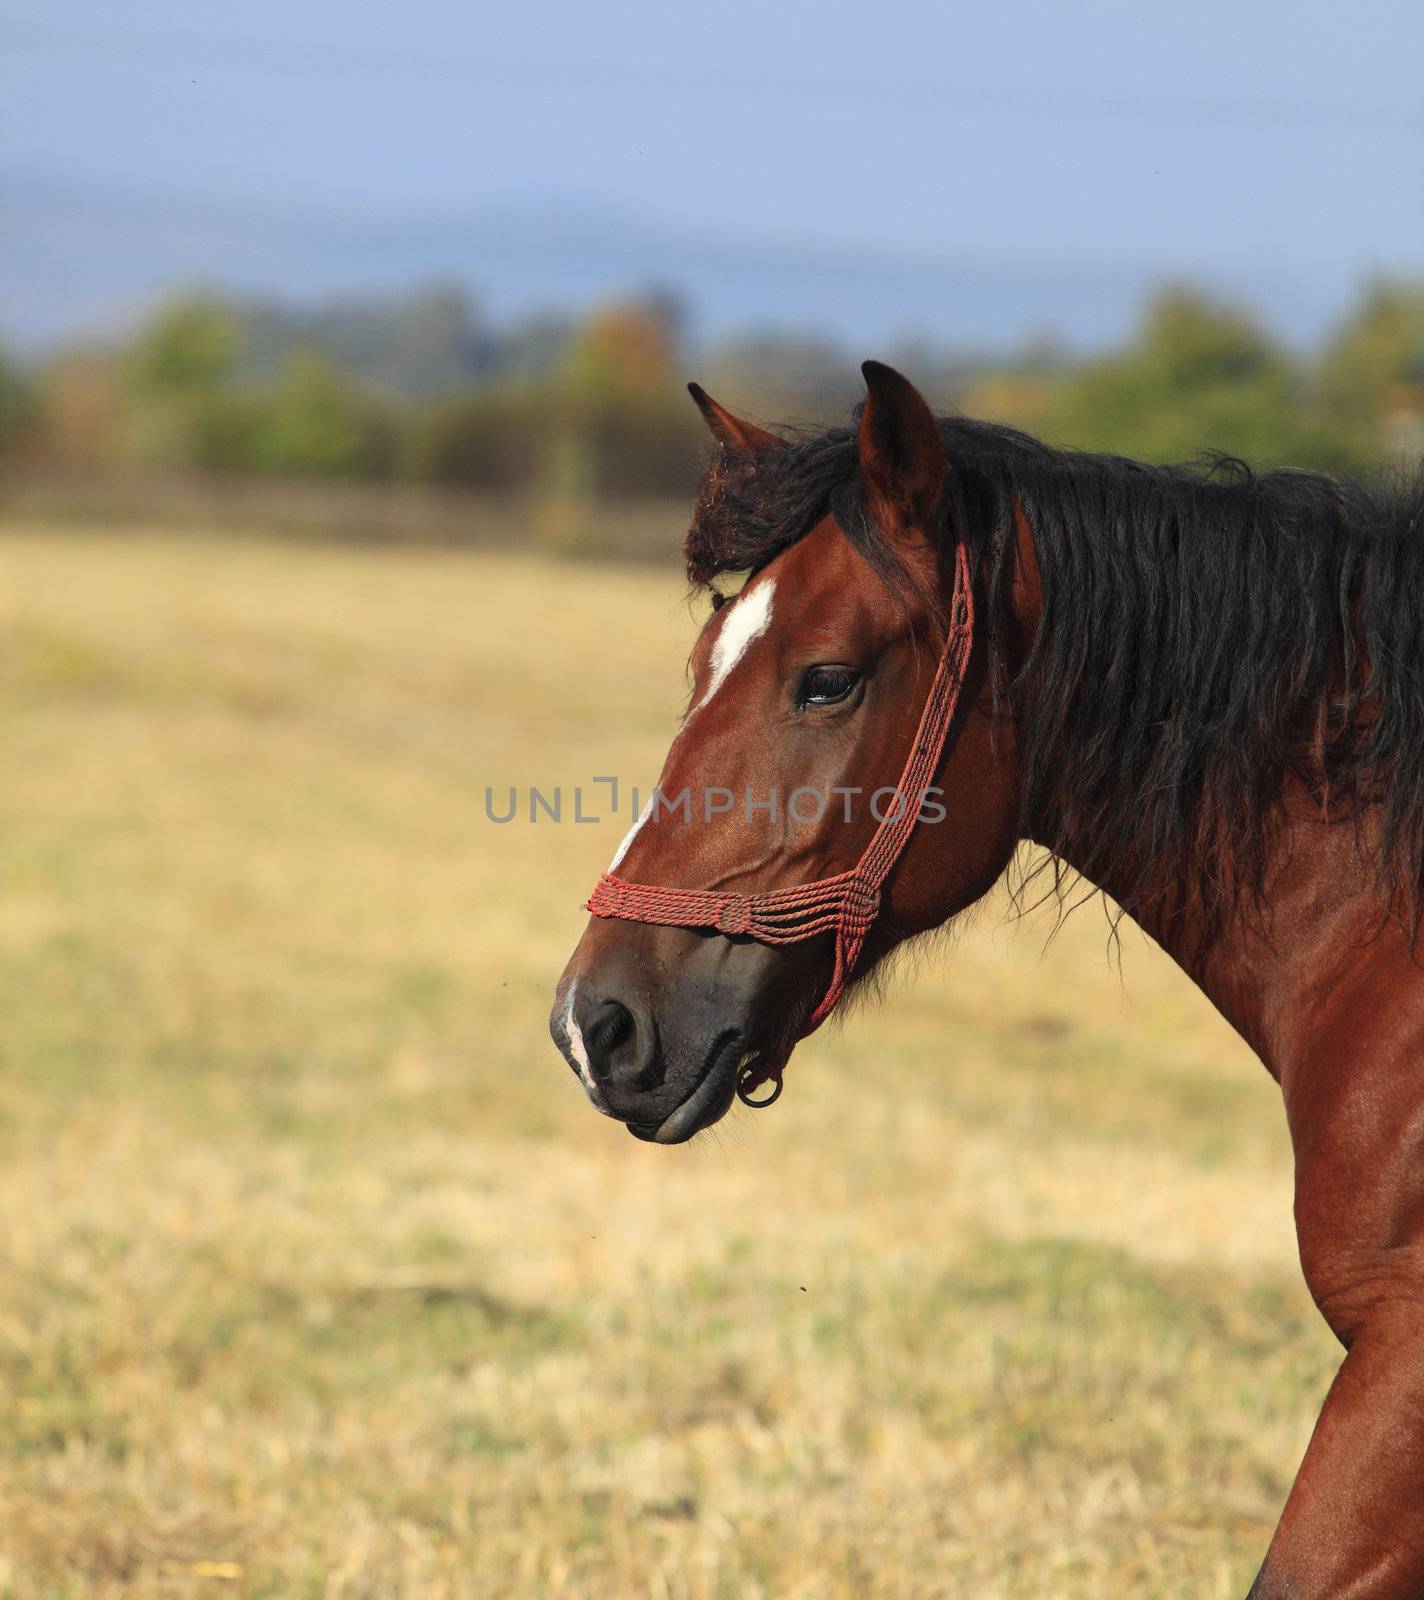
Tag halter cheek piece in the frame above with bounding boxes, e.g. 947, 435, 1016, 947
586, 542, 975, 1107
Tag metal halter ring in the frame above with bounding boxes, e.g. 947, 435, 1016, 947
736, 1062, 784, 1108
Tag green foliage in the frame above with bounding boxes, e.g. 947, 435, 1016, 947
124, 296, 241, 397
120, 297, 246, 471
0, 343, 31, 451
7, 279, 1420, 498
1323, 281, 1424, 404
117, 303, 393, 479
248, 351, 388, 478
1042, 287, 1364, 473
1319, 281, 1424, 463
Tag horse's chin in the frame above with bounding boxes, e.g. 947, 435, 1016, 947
624, 1040, 746, 1144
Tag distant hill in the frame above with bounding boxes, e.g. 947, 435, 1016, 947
1, 168, 1358, 359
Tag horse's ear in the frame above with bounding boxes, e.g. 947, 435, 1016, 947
687, 383, 784, 453
858, 360, 947, 538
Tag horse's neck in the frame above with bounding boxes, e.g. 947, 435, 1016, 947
1000, 503, 1403, 1082
1106, 801, 1419, 1093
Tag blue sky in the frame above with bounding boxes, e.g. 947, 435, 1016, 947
4, 0, 1422, 348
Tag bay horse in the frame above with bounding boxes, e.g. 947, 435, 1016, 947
550, 360, 1424, 1597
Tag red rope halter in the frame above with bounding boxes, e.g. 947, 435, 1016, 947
586, 541, 975, 1106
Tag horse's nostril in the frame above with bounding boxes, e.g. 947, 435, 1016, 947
585, 999, 635, 1080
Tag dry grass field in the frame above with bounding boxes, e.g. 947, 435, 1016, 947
0, 523, 1338, 1598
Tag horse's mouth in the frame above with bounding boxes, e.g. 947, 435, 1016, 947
625, 1031, 747, 1145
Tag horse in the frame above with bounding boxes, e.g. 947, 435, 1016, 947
549, 359, 1424, 1597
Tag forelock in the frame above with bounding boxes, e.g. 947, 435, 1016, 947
684, 422, 942, 621
684, 428, 858, 589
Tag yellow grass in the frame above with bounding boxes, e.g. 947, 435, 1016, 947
0, 524, 1336, 1598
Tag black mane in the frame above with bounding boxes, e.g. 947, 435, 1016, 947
687, 416, 1424, 935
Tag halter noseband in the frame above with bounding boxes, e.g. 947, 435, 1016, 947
586, 541, 975, 1106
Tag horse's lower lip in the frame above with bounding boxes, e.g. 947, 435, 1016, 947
626, 1035, 743, 1145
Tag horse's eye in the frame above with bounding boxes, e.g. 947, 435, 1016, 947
798, 665, 859, 707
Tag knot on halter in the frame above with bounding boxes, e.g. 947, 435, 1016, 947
840, 876, 880, 929
584, 541, 975, 1108
714, 895, 753, 936
587, 878, 623, 917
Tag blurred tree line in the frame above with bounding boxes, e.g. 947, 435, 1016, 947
0, 280, 1419, 510
973, 283, 1424, 475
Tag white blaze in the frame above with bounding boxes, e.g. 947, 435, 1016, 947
694, 577, 776, 712
607, 792, 655, 873
563, 979, 596, 1092
605, 578, 776, 877
562, 980, 615, 1116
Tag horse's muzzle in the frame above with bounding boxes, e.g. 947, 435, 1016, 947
550, 921, 804, 1141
